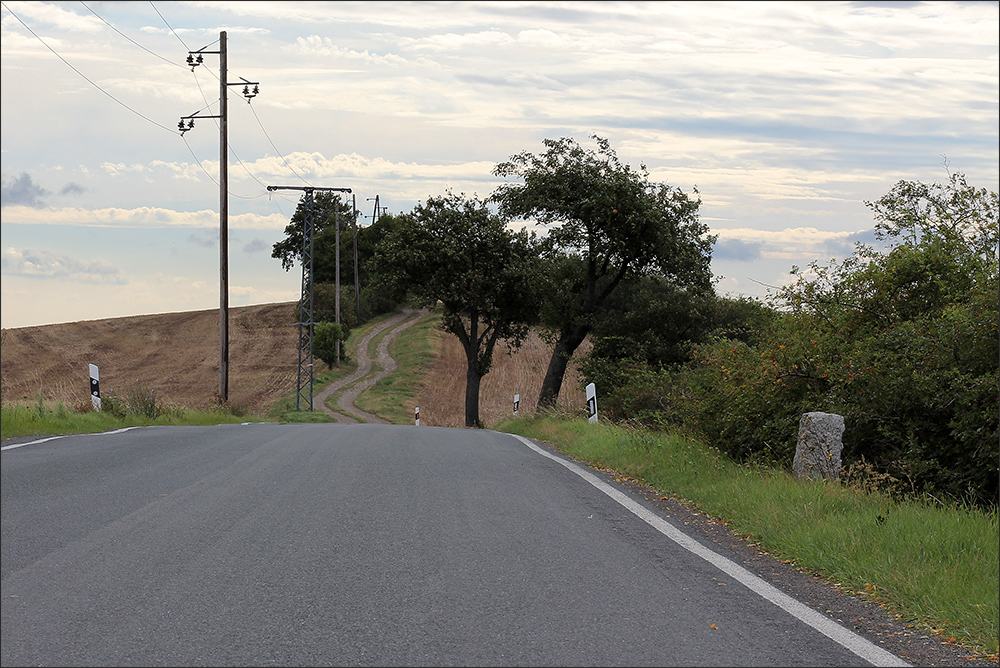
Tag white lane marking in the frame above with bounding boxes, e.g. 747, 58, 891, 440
1, 436, 65, 451
507, 432, 909, 668
1, 427, 141, 451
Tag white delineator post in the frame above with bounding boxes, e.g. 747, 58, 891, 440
513, 393, 520, 416
415, 406, 420, 426
89, 364, 101, 411
586, 382, 597, 424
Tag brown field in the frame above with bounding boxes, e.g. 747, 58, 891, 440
412, 325, 591, 429
1, 303, 299, 417
1, 303, 591, 426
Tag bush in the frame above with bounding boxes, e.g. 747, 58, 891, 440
101, 379, 168, 419
604, 173, 998, 507
313, 321, 348, 370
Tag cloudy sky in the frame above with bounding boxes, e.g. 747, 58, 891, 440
2, 1, 997, 329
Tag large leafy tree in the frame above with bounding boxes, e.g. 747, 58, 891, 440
272, 193, 409, 319
271, 191, 357, 283
370, 192, 541, 427
490, 135, 715, 409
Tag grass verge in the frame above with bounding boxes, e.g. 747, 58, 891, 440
497, 412, 1000, 659
354, 310, 442, 424
1, 401, 263, 440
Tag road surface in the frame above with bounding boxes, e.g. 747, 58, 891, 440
1, 424, 919, 667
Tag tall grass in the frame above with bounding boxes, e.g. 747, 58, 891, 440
499, 414, 999, 658
1, 395, 261, 440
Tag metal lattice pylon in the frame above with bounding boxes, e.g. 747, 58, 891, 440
266, 184, 352, 411
296, 191, 315, 411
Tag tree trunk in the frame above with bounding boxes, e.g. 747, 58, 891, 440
465, 356, 483, 428
536, 326, 589, 410
462, 311, 483, 428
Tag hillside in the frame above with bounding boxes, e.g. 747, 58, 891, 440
414, 324, 591, 429
1, 303, 592, 424
1, 303, 299, 417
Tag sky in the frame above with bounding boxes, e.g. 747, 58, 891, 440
1, 1, 997, 330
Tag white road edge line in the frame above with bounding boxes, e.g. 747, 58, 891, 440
2, 423, 261, 452
1, 427, 141, 451
506, 432, 910, 668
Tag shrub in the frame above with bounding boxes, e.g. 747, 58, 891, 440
605, 172, 998, 507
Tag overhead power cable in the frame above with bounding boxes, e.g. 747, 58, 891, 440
8, 0, 312, 207
80, 1, 186, 69
247, 101, 313, 186
1, 0, 177, 135
150, 2, 314, 191
148, 0, 190, 51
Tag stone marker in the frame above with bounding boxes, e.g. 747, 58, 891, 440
792, 411, 845, 481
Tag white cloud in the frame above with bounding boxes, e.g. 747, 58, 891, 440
1, 0, 995, 328
2, 1, 102, 34
2, 246, 126, 283
0, 205, 289, 230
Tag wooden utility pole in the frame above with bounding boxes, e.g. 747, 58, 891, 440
179, 32, 259, 405
353, 194, 360, 318
335, 206, 341, 365
218, 30, 229, 402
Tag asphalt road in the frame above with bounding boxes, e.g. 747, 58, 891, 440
1, 424, 911, 667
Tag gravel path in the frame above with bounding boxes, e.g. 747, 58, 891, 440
313, 308, 427, 423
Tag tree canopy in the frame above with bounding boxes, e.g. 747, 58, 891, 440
370, 192, 541, 427
272, 192, 409, 319
490, 135, 715, 409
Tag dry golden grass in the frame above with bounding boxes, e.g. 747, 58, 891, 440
2, 305, 588, 427
409, 324, 592, 429
1, 303, 298, 416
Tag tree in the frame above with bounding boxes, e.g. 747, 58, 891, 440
314, 321, 347, 370
313, 283, 357, 331
272, 194, 409, 320
370, 192, 541, 427
271, 191, 356, 283
490, 135, 714, 409
580, 280, 775, 397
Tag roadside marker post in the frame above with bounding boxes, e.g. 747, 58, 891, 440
89, 364, 101, 412
513, 393, 520, 416
586, 382, 598, 424
415, 406, 420, 426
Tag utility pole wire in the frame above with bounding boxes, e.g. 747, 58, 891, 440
151, 2, 313, 192
1, 1, 177, 135
149, 0, 190, 51
81, 1, 187, 69
248, 101, 314, 187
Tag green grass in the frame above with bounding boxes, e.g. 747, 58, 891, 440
497, 413, 999, 659
1, 400, 264, 440
268, 312, 392, 421
353, 310, 441, 424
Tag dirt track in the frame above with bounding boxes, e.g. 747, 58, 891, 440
313, 308, 427, 423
